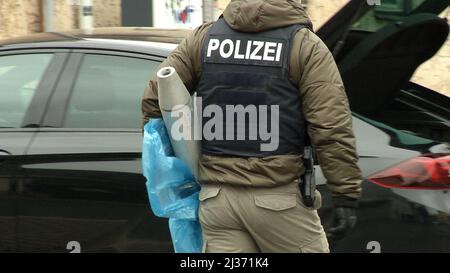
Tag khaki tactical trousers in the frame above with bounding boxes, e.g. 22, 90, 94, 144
199, 182, 330, 253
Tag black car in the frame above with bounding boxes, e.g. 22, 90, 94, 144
0, 0, 449, 253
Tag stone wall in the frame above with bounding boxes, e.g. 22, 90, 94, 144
54, 0, 78, 31
413, 31, 450, 97
0, 0, 121, 39
0, 0, 40, 39
92, 0, 121, 28
307, 0, 350, 29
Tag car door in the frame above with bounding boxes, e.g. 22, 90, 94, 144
20, 50, 172, 253
0, 50, 67, 252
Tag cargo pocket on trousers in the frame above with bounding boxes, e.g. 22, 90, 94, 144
299, 234, 330, 253
199, 185, 221, 202
254, 194, 297, 211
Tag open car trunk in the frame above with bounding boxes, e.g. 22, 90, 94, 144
378, 82, 450, 142
318, 0, 450, 143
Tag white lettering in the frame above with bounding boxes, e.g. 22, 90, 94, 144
234, 40, 245, 59
250, 41, 264, 60
246, 40, 252, 59
263, 42, 277, 61
207, 39, 284, 63
276, 43, 283, 62
220, 39, 234, 58
207, 39, 220, 57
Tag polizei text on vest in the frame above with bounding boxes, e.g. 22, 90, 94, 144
207, 38, 284, 62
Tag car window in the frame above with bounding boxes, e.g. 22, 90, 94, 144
353, 0, 427, 32
0, 54, 53, 128
64, 54, 159, 129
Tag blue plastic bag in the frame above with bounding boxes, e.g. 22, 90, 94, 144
142, 118, 203, 253
169, 218, 203, 253
142, 119, 200, 220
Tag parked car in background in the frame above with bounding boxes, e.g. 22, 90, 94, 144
0, 0, 449, 252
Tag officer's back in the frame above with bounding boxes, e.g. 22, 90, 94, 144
142, 0, 363, 253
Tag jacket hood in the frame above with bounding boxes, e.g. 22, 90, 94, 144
223, 0, 313, 32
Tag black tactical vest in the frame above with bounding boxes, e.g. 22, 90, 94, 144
196, 18, 307, 157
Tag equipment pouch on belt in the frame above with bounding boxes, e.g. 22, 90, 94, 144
300, 146, 316, 207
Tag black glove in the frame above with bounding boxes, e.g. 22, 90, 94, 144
327, 196, 358, 241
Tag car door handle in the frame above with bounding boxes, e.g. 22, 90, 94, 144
0, 149, 11, 155
0, 149, 11, 163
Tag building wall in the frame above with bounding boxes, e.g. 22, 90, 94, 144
54, 0, 78, 31
0, 0, 40, 39
0, 0, 121, 40
93, 0, 122, 28
413, 31, 450, 97
307, 0, 350, 29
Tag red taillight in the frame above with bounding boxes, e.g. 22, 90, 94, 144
368, 153, 450, 190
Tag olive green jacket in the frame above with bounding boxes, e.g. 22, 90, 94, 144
142, 0, 363, 199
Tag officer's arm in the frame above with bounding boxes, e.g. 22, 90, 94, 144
292, 30, 362, 203
142, 23, 212, 126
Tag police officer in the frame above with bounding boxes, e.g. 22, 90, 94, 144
142, 0, 363, 253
